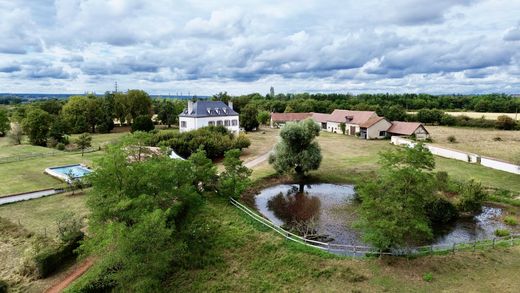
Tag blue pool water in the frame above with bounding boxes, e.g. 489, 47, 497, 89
49, 165, 92, 178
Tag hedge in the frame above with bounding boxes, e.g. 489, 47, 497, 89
34, 234, 83, 278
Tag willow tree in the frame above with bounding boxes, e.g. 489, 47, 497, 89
269, 119, 322, 192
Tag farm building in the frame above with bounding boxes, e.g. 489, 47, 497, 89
387, 121, 430, 140
179, 100, 239, 134
359, 117, 392, 139
326, 110, 378, 135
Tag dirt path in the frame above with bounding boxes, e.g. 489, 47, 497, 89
244, 150, 271, 169
45, 258, 94, 293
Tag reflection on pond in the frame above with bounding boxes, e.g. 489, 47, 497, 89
267, 186, 322, 239
256, 184, 517, 246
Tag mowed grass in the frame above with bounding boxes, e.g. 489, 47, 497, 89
252, 131, 520, 194
0, 192, 89, 238
169, 197, 520, 292
0, 151, 103, 196
428, 126, 520, 163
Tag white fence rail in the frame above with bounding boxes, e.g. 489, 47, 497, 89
390, 136, 520, 175
230, 197, 520, 257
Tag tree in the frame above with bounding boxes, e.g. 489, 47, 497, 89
131, 115, 155, 132
189, 147, 217, 192
257, 110, 270, 126
218, 149, 252, 199
339, 122, 346, 135
457, 180, 487, 213
75, 133, 92, 156
22, 108, 52, 146
0, 108, 9, 136
157, 100, 176, 128
62, 95, 101, 133
269, 119, 322, 192
355, 143, 436, 250
495, 115, 516, 130
82, 146, 202, 290
8, 122, 23, 145
48, 116, 70, 143
127, 89, 152, 123
239, 104, 259, 131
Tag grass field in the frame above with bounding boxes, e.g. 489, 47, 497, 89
428, 126, 520, 163
240, 127, 279, 162
0, 192, 89, 238
168, 197, 520, 292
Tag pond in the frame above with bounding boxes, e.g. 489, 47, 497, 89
255, 183, 513, 246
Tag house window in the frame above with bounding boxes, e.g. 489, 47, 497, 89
217, 120, 223, 126
379, 131, 386, 137
232, 120, 238, 126
224, 120, 230, 126
181, 121, 186, 128
208, 121, 215, 126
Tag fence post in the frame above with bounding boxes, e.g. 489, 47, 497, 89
452, 243, 456, 254
511, 236, 514, 247
430, 245, 433, 256
473, 241, 476, 252
327, 243, 330, 252
353, 245, 357, 257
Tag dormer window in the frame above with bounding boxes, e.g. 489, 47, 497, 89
223, 108, 228, 114
215, 108, 220, 115
207, 108, 211, 114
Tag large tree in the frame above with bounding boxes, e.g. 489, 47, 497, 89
62, 95, 101, 133
0, 108, 9, 136
356, 143, 436, 250
239, 104, 259, 131
22, 108, 52, 146
269, 119, 322, 192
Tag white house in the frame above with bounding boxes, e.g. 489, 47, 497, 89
359, 117, 393, 139
326, 110, 378, 135
179, 100, 240, 134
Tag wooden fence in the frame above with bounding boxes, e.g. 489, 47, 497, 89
230, 197, 520, 257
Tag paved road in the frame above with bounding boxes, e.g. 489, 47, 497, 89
0, 189, 62, 205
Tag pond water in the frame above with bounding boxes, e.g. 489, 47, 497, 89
255, 184, 512, 246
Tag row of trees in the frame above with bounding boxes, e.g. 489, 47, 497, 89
213, 92, 520, 115
3, 90, 186, 146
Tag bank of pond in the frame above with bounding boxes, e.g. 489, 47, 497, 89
254, 184, 519, 248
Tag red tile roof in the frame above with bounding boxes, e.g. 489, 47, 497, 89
328, 110, 377, 124
310, 112, 331, 123
271, 112, 313, 122
387, 121, 427, 135
360, 116, 388, 128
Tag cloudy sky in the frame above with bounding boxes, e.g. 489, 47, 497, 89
0, 0, 519, 95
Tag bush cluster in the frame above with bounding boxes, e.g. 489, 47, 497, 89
0, 280, 8, 293
155, 126, 250, 159
34, 233, 83, 278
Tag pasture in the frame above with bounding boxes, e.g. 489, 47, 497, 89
428, 126, 520, 163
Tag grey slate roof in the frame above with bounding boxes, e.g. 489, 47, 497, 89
179, 101, 238, 117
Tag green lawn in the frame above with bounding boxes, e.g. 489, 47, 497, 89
0, 193, 89, 238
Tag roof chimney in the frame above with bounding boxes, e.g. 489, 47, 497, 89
188, 100, 194, 114
228, 101, 233, 110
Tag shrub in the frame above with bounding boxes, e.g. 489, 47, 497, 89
504, 216, 518, 226
457, 180, 487, 213
495, 229, 510, 237
64, 261, 118, 293
493, 136, 502, 142
427, 198, 459, 225
447, 135, 457, 143
56, 142, 66, 150
435, 171, 449, 192
233, 133, 251, 150
495, 115, 516, 130
422, 272, 433, 282
131, 115, 155, 132
0, 280, 8, 293
440, 114, 457, 126
56, 212, 84, 243
34, 234, 83, 278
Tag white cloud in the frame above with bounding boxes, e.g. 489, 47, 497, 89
0, 0, 519, 94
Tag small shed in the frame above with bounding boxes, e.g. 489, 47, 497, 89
359, 117, 392, 139
387, 122, 430, 140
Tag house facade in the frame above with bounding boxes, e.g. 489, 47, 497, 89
179, 101, 240, 134
359, 117, 393, 139
326, 110, 378, 135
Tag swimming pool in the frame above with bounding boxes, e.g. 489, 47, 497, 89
45, 164, 92, 182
